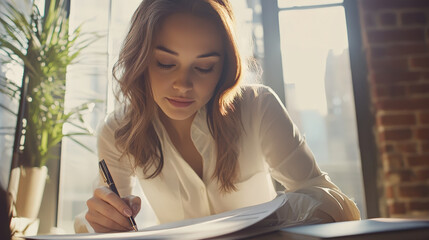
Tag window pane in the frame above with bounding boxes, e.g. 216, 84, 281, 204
58, 0, 109, 233
278, 6, 367, 217
231, 0, 263, 84
58, 0, 143, 233
0, 0, 30, 190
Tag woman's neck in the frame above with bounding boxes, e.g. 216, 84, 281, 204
158, 110, 196, 141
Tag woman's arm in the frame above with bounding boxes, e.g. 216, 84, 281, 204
251, 85, 360, 221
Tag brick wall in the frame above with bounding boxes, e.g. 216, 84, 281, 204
358, 0, 429, 218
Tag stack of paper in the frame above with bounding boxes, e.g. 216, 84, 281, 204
26, 193, 289, 240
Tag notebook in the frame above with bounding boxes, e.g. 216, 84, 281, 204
25, 192, 293, 240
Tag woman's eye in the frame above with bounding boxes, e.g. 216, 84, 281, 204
195, 66, 214, 73
157, 61, 175, 69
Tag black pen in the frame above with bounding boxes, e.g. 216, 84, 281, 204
99, 159, 138, 232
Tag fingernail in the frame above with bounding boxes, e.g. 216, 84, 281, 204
132, 205, 139, 214
124, 208, 132, 217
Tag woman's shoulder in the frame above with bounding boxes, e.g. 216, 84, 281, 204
98, 107, 128, 136
239, 84, 280, 104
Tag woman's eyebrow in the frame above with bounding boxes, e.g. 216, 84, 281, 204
155, 45, 221, 58
197, 52, 221, 58
156, 46, 178, 55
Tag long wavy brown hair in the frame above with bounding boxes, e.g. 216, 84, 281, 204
112, 0, 243, 192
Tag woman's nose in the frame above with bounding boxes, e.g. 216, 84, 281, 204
172, 70, 193, 92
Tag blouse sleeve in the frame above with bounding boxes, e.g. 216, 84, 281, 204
251, 85, 360, 221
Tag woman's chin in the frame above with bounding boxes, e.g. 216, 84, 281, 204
162, 109, 197, 122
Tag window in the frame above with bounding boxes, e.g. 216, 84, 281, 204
58, 0, 144, 232
0, 0, 29, 191
276, 0, 367, 217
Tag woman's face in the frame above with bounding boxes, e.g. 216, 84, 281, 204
148, 13, 225, 122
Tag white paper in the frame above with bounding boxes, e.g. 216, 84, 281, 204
26, 193, 288, 240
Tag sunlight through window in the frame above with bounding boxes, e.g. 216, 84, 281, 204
278, 1, 366, 217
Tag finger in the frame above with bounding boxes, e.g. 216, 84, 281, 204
123, 196, 141, 217
87, 196, 133, 230
94, 187, 134, 218
85, 208, 129, 232
90, 222, 114, 233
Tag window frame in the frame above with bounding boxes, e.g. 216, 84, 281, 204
343, 0, 380, 218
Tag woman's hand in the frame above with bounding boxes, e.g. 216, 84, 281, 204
85, 186, 141, 232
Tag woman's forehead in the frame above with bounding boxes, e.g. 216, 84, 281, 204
154, 13, 224, 56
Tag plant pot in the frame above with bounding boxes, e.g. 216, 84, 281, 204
10, 217, 40, 237
15, 166, 48, 219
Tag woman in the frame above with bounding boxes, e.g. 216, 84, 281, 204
76, 0, 360, 233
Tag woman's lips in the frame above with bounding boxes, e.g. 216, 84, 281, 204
167, 98, 194, 108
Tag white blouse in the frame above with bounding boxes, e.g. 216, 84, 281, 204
75, 84, 360, 232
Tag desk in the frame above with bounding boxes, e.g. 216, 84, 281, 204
17, 218, 429, 240
248, 231, 298, 240
244, 218, 429, 240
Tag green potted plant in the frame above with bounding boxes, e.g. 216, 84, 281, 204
0, 0, 100, 224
